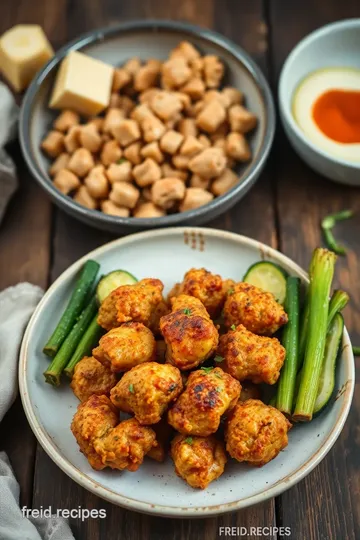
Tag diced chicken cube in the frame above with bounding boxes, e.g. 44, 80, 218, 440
161, 163, 188, 182
180, 135, 204, 157
222, 87, 243, 106
49, 153, 70, 177
172, 154, 190, 170
133, 202, 165, 218
64, 125, 81, 153
190, 173, 210, 190
112, 68, 131, 91
106, 161, 133, 183
140, 141, 164, 163
203, 55, 224, 88
41, 130, 64, 157
84, 165, 109, 199
53, 169, 80, 194
101, 200, 130, 217
179, 188, 214, 212
170, 41, 200, 62
133, 158, 161, 187
123, 57, 141, 77
111, 119, 141, 147
79, 123, 102, 153
225, 133, 251, 161
151, 178, 186, 209
68, 148, 94, 177
161, 57, 192, 89
141, 115, 166, 143
123, 142, 142, 165
160, 130, 184, 155
188, 147, 226, 179
100, 140, 122, 167
196, 100, 226, 133
211, 168, 239, 195
103, 108, 125, 133
149, 91, 183, 121
53, 110, 80, 132
178, 118, 198, 137
134, 60, 161, 92
228, 105, 257, 133
74, 186, 97, 209
181, 77, 205, 100
109, 181, 140, 209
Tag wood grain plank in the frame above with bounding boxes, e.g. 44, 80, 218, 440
269, 2, 359, 539
31, 1, 279, 538
0, 0, 66, 510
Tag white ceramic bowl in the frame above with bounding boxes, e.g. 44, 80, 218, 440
279, 19, 360, 185
19, 228, 354, 517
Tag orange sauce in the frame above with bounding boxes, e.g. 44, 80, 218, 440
312, 89, 360, 144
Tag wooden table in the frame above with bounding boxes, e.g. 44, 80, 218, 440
0, 1, 359, 539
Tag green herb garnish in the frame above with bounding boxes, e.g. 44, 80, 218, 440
215, 387, 221, 392
117, 158, 127, 164
201, 366, 213, 374
214, 355, 224, 363
129, 383, 135, 393
230, 324, 236, 331
183, 308, 192, 315
228, 288, 235, 295
184, 437, 193, 445
214, 373, 222, 379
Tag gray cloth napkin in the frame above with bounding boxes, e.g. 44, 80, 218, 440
0, 283, 75, 540
0, 83, 18, 224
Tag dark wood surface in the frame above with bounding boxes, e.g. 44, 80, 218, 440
0, 1, 359, 539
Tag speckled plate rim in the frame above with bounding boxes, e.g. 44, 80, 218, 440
19, 19, 275, 230
19, 227, 354, 517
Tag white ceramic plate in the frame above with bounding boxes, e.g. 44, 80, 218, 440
19, 228, 354, 517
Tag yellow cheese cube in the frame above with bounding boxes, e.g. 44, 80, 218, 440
49, 51, 114, 116
0, 24, 54, 92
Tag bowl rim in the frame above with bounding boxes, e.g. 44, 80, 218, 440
279, 18, 360, 170
19, 19, 275, 229
19, 226, 355, 517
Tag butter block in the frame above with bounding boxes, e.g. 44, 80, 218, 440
49, 51, 114, 116
0, 24, 54, 91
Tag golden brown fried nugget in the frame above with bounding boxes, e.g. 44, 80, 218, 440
71, 395, 118, 470
223, 282, 288, 335
225, 399, 291, 466
97, 278, 168, 333
93, 322, 156, 372
171, 434, 227, 489
70, 356, 118, 402
168, 367, 240, 436
94, 418, 156, 471
218, 324, 286, 385
168, 268, 230, 318
110, 362, 183, 424
160, 294, 219, 371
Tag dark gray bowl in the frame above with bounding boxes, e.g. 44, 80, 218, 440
19, 20, 275, 233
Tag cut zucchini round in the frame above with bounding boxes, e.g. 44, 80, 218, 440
243, 261, 287, 304
96, 270, 137, 304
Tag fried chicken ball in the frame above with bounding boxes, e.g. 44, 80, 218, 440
147, 418, 174, 462
171, 434, 227, 489
168, 367, 240, 436
168, 268, 230, 318
92, 323, 156, 372
110, 362, 183, 424
160, 294, 219, 371
71, 394, 118, 470
218, 324, 286, 385
97, 278, 168, 334
70, 356, 118, 402
225, 399, 291, 466
93, 418, 156, 471
223, 282, 288, 335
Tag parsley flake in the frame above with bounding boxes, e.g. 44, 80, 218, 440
215, 387, 222, 392
183, 308, 192, 315
184, 437, 193, 445
201, 366, 213, 374
228, 288, 235, 295
230, 324, 236, 331
214, 355, 224, 363
128, 383, 135, 394
214, 373, 222, 379
117, 158, 127, 164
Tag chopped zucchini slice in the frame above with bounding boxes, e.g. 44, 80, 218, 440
96, 270, 137, 304
243, 261, 287, 304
